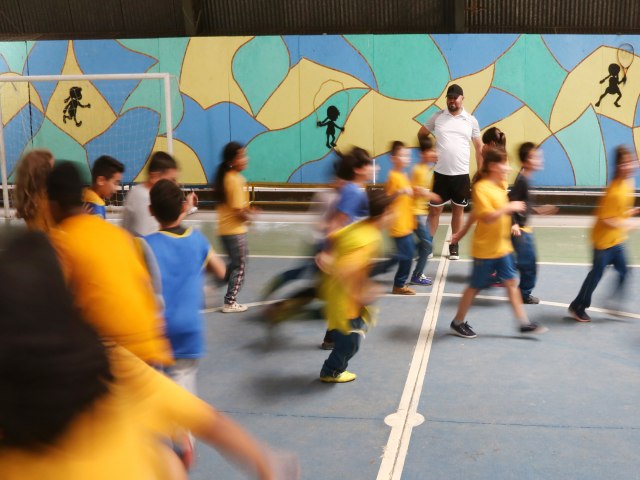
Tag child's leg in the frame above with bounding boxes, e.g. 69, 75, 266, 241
165, 359, 199, 395
411, 215, 433, 279
320, 318, 364, 378
504, 279, 529, 326
512, 231, 537, 299
393, 234, 414, 288
610, 243, 628, 289
570, 248, 610, 313
221, 234, 248, 305
453, 286, 479, 322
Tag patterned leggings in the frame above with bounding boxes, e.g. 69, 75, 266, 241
221, 233, 248, 305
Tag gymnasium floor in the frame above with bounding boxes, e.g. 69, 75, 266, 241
186, 212, 640, 480
2, 212, 639, 479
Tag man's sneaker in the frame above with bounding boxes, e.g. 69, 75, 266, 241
520, 322, 548, 334
222, 302, 248, 313
392, 285, 416, 295
522, 295, 540, 304
449, 243, 460, 260
427, 252, 434, 259
450, 320, 477, 338
320, 341, 335, 350
320, 370, 357, 383
409, 274, 433, 286
568, 306, 591, 322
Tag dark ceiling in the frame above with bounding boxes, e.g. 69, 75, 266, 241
0, 0, 639, 39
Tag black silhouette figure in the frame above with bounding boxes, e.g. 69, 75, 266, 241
63, 87, 91, 126
595, 64, 627, 108
316, 105, 344, 148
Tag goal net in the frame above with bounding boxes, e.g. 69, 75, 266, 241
0, 73, 177, 218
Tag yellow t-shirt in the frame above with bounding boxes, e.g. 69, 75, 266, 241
385, 170, 416, 237
411, 163, 432, 216
472, 179, 513, 259
0, 346, 215, 480
592, 178, 634, 250
48, 215, 172, 365
217, 170, 249, 236
321, 220, 382, 334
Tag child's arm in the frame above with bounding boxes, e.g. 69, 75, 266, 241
600, 74, 611, 84
206, 250, 226, 279
316, 118, 329, 127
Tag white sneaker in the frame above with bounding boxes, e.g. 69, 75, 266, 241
222, 302, 248, 313
427, 252, 433, 259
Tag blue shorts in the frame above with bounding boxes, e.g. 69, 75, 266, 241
469, 254, 517, 289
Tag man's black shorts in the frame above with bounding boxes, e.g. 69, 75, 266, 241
429, 172, 471, 207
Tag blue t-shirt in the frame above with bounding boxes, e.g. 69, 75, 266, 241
144, 228, 212, 358
336, 182, 369, 224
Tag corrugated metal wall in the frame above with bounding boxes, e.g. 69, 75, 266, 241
0, 0, 639, 39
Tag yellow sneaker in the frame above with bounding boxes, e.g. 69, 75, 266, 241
320, 371, 357, 383
392, 285, 416, 295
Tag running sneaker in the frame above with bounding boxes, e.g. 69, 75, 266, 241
320, 371, 357, 383
568, 305, 591, 322
520, 322, 548, 334
450, 320, 477, 338
449, 243, 460, 260
427, 252, 434, 259
522, 295, 540, 304
392, 285, 417, 295
222, 302, 248, 313
410, 274, 433, 286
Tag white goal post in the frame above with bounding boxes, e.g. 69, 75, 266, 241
0, 72, 174, 219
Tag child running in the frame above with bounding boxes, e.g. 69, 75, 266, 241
145, 179, 226, 394
410, 136, 439, 285
83, 155, 124, 218
509, 142, 544, 304
214, 142, 253, 313
47, 161, 172, 366
318, 189, 394, 383
450, 148, 548, 338
568, 146, 639, 322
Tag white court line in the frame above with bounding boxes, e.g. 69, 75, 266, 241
450, 258, 640, 268
376, 227, 452, 480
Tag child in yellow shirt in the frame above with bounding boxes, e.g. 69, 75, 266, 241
569, 146, 639, 322
83, 155, 124, 219
450, 148, 548, 338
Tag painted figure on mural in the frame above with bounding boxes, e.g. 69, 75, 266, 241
595, 63, 626, 108
317, 105, 345, 149
63, 86, 91, 127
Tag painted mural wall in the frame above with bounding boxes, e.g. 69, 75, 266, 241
1, 34, 639, 187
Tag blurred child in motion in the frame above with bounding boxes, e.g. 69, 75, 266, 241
14, 149, 55, 232
449, 148, 548, 338
0, 231, 299, 480
568, 146, 639, 322
318, 190, 395, 383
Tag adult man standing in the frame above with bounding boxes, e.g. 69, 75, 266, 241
418, 84, 483, 260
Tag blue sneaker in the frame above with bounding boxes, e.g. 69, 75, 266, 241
409, 274, 433, 286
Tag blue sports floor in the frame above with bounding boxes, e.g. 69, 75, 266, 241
183, 214, 640, 480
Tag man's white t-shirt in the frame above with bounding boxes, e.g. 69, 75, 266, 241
122, 184, 159, 237
424, 108, 481, 176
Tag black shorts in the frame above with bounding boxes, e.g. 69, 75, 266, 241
430, 172, 471, 207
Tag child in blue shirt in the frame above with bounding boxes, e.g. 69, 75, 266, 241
144, 180, 226, 395
83, 155, 124, 218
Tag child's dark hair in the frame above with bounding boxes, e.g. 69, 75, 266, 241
482, 127, 506, 148
390, 140, 405, 157
518, 142, 537, 164
213, 142, 244, 203
334, 147, 372, 181
480, 147, 507, 176
418, 136, 434, 152
367, 189, 395, 218
0, 231, 112, 449
150, 179, 184, 224
91, 155, 124, 184
614, 145, 632, 177
148, 151, 178, 174
47, 162, 84, 210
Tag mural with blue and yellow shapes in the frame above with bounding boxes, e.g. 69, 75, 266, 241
1, 35, 639, 187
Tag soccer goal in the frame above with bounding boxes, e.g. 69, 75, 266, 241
0, 73, 176, 219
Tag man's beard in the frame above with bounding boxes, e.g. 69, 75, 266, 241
447, 103, 457, 113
